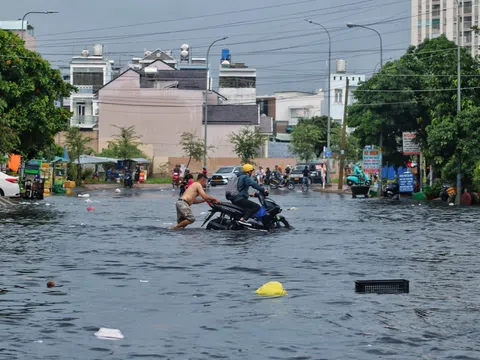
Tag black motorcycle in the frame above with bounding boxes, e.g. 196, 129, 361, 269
124, 169, 133, 188
201, 192, 290, 231
385, 182, 398, 198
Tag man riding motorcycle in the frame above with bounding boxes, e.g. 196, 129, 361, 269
231, 164, 268, 226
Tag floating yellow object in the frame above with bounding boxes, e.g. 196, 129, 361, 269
255, 281, 287, 296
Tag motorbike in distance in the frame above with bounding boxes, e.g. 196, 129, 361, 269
124, 168, 134, 188
201, 191, 290, 231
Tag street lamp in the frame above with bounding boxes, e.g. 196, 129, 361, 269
21, 11, 58, 40
455, 0, 462, 205
346, 23, 383, 195
305, 20, 332, 152
203, 36, 228, 168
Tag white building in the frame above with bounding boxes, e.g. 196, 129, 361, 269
218, 49, 256, 105
411, 0, 478, 56
67, 44, 113, 129
274, 90, 324, 126
329, 60, 365, 124
0, 20, 36, 51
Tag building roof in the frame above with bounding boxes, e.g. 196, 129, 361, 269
204, 105, 258, 125
0, 20, 32, 31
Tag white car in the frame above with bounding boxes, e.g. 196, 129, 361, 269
0, 172, 20, 197
210, 166, 242, 186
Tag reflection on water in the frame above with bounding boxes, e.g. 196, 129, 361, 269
1, 189, 480, 359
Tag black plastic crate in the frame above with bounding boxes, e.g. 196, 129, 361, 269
355, 279, 409, 294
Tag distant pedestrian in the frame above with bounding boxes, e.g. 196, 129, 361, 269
321, 165, 327, 189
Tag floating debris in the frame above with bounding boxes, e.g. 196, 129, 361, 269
255, 281, 287, 296
94, 328, 124, 340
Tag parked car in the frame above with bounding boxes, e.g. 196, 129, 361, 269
210, 166, 242, 186
290, 162, 324, 184
0, 171, 20, 197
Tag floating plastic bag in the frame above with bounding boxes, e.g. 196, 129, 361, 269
255, 281, 287, 296
94, 328, 124, 340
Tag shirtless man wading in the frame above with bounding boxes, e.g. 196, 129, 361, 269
172, 173, 221, 229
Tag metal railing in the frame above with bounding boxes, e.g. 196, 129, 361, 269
71, 115, 98, 126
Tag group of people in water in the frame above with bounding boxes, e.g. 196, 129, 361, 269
171, 164, 266, 230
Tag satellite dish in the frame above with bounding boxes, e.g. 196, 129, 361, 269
181, 44, 189, 50
144, 50, 152, 57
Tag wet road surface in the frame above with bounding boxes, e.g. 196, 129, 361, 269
1, 187, 480, 359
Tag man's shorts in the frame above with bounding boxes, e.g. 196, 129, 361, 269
176, 199, 195, 223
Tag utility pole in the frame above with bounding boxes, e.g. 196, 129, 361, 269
455, 0, 462, 205
338, 78, 349, 191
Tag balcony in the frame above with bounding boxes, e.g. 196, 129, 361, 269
71, 115, 98, 128
74, 85, 94, 95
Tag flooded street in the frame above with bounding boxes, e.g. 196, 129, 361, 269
1, 187, 480, 359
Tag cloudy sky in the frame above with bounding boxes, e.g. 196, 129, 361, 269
5, 0, 410, 94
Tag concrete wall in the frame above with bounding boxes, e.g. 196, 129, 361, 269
55, 130, 99, 153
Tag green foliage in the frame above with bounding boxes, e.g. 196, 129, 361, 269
428, 107, 480, 185
348, 35, 480, 167
180, 131, 214, 167
65, 127, 93, 184
290, 122, 324, 162
0, 29, 75, 158
100, 125, 146, 160
229, 126, 266, 164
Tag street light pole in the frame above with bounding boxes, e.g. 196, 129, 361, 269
203, 36, 228, 168
21, 11, 58, 41
455, 0, 462, 205
347, 23, 383, 196
306, 20, 331, 151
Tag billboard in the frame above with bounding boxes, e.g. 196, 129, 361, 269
362, 149, 382, 174
402, 132, 421, 155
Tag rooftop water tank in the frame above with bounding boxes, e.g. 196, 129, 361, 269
93, 44, 103, 56
81, 49, 89, 57
221, 48, 231, 62
336, 59, 346, 73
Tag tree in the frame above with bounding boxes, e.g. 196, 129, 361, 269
65, 127, 93, 184
348, 35, 480, 167
427, 107, 480, 187
289, 116, 344, 161
100, 125, 145, 160
229, 126, 266, 164
290, 122, 324, 162
180, 131, 214, 168
0, 29, 75, 158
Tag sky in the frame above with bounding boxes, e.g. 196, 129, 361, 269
5, 0, 411, 95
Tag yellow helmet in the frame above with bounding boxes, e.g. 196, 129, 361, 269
242, 164, 254, 173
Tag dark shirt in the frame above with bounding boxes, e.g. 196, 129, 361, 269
302, 168, 310, 177
265, 170, 271, 178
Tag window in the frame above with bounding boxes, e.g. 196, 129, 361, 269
335, 89, 343, 103
76, 103, 85, 116
72, 67, 104, 92
219, 76, 256, 88
333, 76, 336, 80
418, 20, 422, 28
340, 76, 342, 80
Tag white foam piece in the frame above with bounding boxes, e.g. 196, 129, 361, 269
140, 280, 149, 283
94, 328, 124, 340
78, 194, 90, 198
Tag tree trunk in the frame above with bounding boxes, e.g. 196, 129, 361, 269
186, 156, 191, 168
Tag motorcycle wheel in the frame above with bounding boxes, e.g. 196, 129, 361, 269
270, 182, 278, 189
274, 216, 290, 229
287, 183, 295, 190
347, 180, 354, 186
206, 218, 232, 230
440, 193, 448, 202
365, 180, 372, 186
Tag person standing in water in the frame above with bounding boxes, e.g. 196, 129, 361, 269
172, 174, 221, 229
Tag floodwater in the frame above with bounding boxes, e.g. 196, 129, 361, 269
1, 187, 480, 360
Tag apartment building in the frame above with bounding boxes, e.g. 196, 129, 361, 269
411, 0, 479, 55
